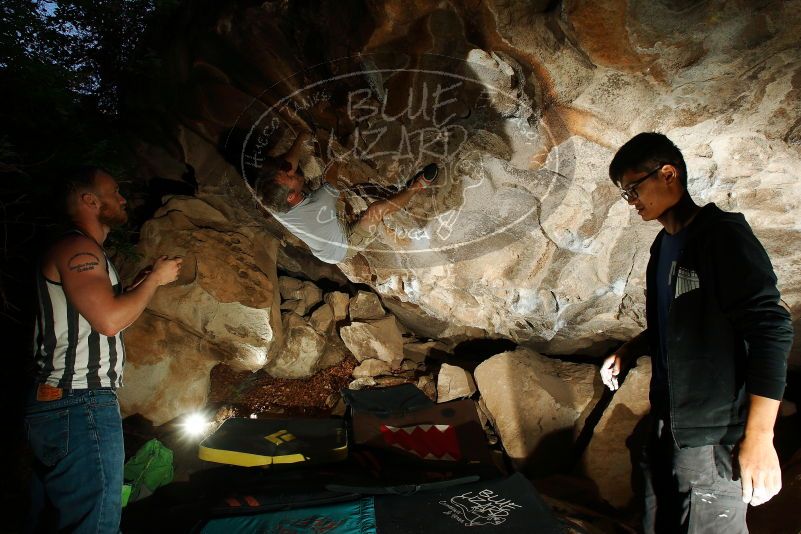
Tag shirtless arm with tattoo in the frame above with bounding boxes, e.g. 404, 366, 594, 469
42, 234, 182, 337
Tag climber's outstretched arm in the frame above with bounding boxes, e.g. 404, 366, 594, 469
282, 130, 312, 172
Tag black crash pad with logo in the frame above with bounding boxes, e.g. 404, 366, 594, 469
198, 417, 347, 467
341, 383, 434, 416
324, 448, 502, 495
374, 472, 564, 533
202, 447, 502, 518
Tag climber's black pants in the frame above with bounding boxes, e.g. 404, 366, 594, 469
641, 416, 748, 534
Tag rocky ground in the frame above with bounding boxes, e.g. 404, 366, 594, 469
207, 356, 357, 416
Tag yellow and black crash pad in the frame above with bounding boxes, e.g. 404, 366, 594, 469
198, 418, 348, 467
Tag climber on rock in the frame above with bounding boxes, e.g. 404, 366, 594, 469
599, 132, 792, 534
248, 130, 438, 264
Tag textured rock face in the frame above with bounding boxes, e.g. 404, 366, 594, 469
267, 313, 327, 378
349, 291, 386, 321
118, 196, 283, 423
339, 316, 405, 367
125, 196, 283, 371
581, 357, 652, 510
416, 374, 437, 401
118, 312, 221, 426
279, 277, 323, 316
318, 338, 349, 370
309, 304, 334, 333
325, 291, 351, 323
352, 358, 392, 378
474, 348, 601, 474
436, 363, 477, 402
403, 340, 449, 364
127, 0, 800, 364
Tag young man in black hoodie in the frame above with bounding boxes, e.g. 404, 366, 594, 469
599, 133, 792, 533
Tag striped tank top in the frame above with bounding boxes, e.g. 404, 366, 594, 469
33, 231, 126, 389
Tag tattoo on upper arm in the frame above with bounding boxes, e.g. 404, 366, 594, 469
68, 252, 101, 273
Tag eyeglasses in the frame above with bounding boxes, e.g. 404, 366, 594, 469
620, 164, 664, 202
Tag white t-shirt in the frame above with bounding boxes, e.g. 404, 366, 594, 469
271, 183, 349, 264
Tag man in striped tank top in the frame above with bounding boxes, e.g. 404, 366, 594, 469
26, 167, 182, 533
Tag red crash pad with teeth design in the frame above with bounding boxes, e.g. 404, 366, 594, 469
379, 424, 461, 461
351, 398, 492, 465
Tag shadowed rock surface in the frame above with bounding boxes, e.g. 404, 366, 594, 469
124, 0, 800, 366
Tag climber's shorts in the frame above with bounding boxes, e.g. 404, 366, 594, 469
342, 220, 379, 260
335, 189, 382, 261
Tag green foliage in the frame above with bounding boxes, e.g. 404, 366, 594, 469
0, 0, 176, 321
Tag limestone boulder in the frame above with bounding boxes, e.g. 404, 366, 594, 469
279, 277, 323, 316
349, 291, 386, 321
278, 276, 304, 299
277, 245, 349, 286
352, 358, 392, 378
348, 377, 377, 390
436, 363, 477, 402
374, 376, 412, 388
279, 300, 303, 315
300, 282, 324, 311
309, 304, 334, 333
339, 316, 404, 368
474, 348, 602, 475
266, 313, 326, 379
317, 335, 350, 370
118, 312, 221, 426
123, 196, 282, 372
464, 49, 528, 118
416, 375, 437, 402
340, 134, 653, 357
346, 3, 801, 360
380, 296, 488, 343
581, 357, 652, 510
475, 398, 499, 445
402, 340, 449, 365
325, 291, 350, 323
400, 359, 421, 371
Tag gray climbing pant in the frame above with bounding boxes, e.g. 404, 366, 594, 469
641, 417, 748, 534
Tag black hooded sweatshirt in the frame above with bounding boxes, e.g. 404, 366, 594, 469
645, 203, 792, 448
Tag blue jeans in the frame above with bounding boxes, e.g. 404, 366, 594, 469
25, 387, 124, 534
